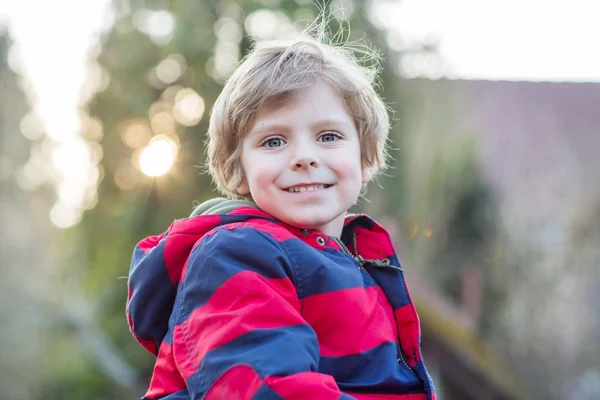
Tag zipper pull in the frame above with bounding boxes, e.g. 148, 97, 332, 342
370, 258, 404, 271
355, 254, 366, 266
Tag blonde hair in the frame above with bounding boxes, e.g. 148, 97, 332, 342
206, 22, 390, 200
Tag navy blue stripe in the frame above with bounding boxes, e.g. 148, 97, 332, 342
176, 227, 295, 322
219, 213, 278, 225
321, 247, 379, 288
162, 282, 184, 346
413, 358, 436, 399
251, 385, 284, 400
365, 255, 412, 309
319, 341, 424, 395
129, 239, 175, 346
282, 240, 379, 299
186, 324, 319, 396
342, 215, 375, 235
143, 389, 190, 400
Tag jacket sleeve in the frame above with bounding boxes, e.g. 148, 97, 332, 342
171, 226, 356, 400
127, 228, 172, 355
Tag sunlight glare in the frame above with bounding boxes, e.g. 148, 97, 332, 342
51, 137, 93, 183
50, 202, 82, 229
19, 112, 45, 140
139, 136, 177, 177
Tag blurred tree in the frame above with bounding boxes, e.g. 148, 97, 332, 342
0, 24, 55, 400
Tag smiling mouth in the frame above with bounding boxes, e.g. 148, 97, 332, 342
284, 184, 332, 193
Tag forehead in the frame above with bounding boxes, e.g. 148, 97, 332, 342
248, 82, 356, 135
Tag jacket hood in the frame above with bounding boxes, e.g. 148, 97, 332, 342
126, 198, 261, 355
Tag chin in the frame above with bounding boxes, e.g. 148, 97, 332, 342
287, 215, 331, 230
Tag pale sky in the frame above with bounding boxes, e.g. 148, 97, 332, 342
390, 0, 600, 82
1, 0, 599, 227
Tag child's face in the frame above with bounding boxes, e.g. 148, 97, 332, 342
238, 82, 371, 237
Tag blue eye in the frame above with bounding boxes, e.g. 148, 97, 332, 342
319, 132, 340, 142
265, 137, 284, 148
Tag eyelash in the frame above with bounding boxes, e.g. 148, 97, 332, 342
260, 131, 342, 148
261, 136, 285, 148
318, 132, 342, 142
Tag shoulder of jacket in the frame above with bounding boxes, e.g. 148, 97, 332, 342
207, 219, 297, 244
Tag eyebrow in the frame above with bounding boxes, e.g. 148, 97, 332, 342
249, 118, 354, 137
310, 118, 354, 131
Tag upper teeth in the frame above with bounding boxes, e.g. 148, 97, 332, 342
287, 185, 326, 192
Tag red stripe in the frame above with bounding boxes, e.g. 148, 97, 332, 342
173, 272, 302, 380
171, 214, 221, 236
228, 206, 269, 217
166, 216, 223, 284
353, 225, 394, 260
145, 341, 186, 399
137, 232, 167, 254
376, 285, 398, 340
302, 286, 397, 357
164, 238, 193, 285
351, 394, 427, 400
214, 219, 297, 242
226, 208, 308, 242
265, 372, 341, 399
394, 303, 420, 366
166, 235, 204, 285
166, 215, 224, 284
205, 365, 263, 400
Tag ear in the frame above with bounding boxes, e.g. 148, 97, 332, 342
361, 166, 372, 184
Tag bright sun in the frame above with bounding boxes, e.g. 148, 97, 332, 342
139, 137, 177, 177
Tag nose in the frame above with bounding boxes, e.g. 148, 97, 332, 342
290, 140, 319, 170
292, 156, 318, 170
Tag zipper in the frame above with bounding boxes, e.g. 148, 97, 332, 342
397, 352, 411, 369
333, 235, 412, 371
332, 237, 376, 280
350, 233, 403, 272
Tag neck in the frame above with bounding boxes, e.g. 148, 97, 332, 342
313, 213, 345, 238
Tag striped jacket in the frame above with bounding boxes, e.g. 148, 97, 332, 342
127, 198, 435, 400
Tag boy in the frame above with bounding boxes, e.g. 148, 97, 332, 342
127, 23, 436, 400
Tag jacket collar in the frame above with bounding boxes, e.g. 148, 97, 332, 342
189, 197, 396, 260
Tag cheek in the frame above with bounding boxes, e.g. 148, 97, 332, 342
332, 154, 363, 182
247, 161, 279, 191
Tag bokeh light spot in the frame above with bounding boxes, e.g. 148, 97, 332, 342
139, 136, 178, 177
50, 202, 82, 229
173, 88, 205, 126
155, 54, 185, 84
151, 111, 176, 135
133, 9, 175, 45
20, 112, 45, 140
121, 121, 151, 149
244, 10, 278, 38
